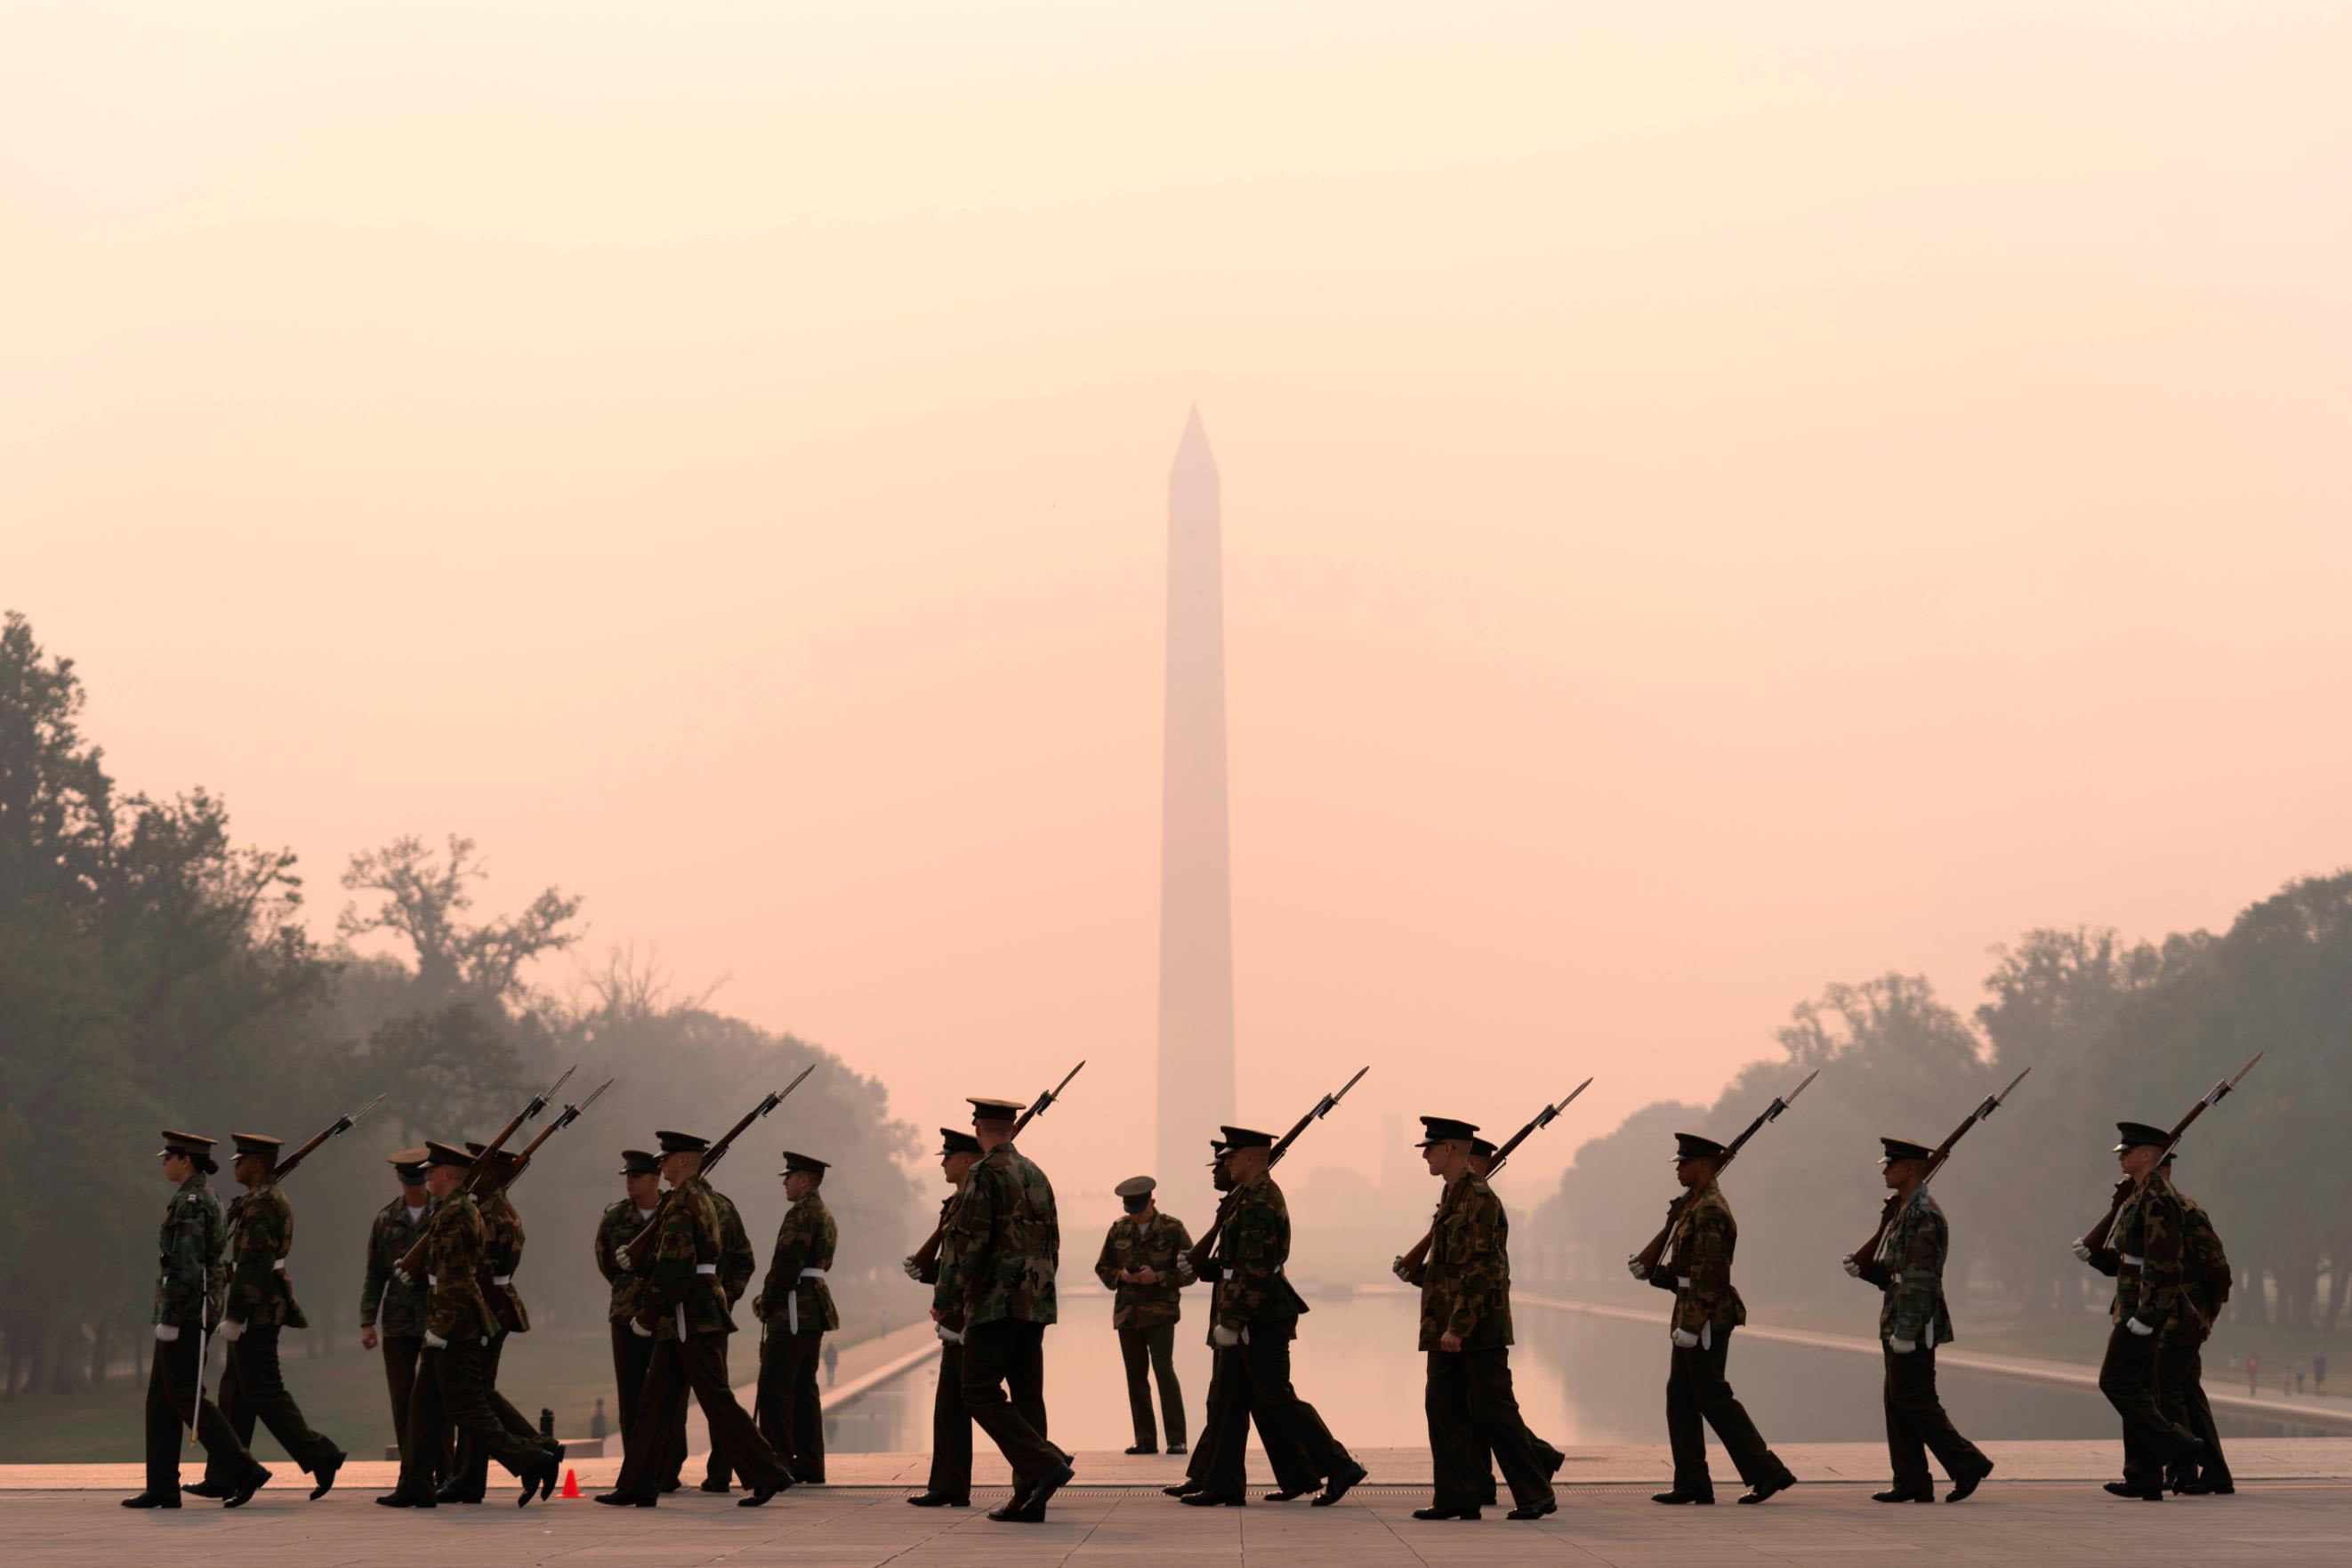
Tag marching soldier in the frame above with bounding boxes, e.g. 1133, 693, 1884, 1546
125, 1130, 270, 1510
358, 1149, 435, 1484
906, 1127, 987, 1508
2077, 1122, 2204, 1500
197, 1132, 347, 1502
1842, 1137, 1992, 1502
687, 1167, 761, 1492
594, 1130, 793, 1508
441, 1144, 563, 1502
938, 1096, 1073, 1524
1094, 1174, 1195, 1455
1634, 1132, 1797, 1506
753, 1151, 839, 1483
1402, 1118, 1554, 1521
2158, 1154, 2234, 1494
1183, 1126, 1366, 1510
1464, 1136, 1565, 1506
375, 1142, 559, 1508
594, 1150, 665, 1485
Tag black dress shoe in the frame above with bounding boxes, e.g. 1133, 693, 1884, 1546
1313, 1459, 1368, 1508
1542, 1448, 1567, 1479
1872, 1489, 1933, 1503
1412, 1504, 1478, 1520
1167, 1443, 1188, 1455
701, 1478, 733, 1493
2105, 1479, 2163, 1501
375, 1488, 436, 1508
593, 1490, 656, 1507
521, 1459, 562, 1508
1124, 1443, 1158, 1455
1738, 1472, 1797, 1505
1263, 1484, 1315, 1502
121, 1491, 181, 1508
739, 1481, 784, 1507
1651, 1490, 1712, 1504
181, 1479, 232, 1500
541, 1445, 566, 1500
908, 1492, 971, 1507
991, 1461, 1075, 1521
310, 1451, 346, 1500
1508, 1498, 1558, 1520
435, 1479, 484, 1504
224, 1467, 271, 1508
1946, 1460, 1992, 1502
1164, 1481, 1204, 1498
1181, 1491, 1247, 1507
659, 1478, 682, 1493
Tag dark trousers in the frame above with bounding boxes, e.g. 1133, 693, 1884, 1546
399, 1339, 542, 1492
1193, 1344, 1323, 1494
616, 1332, 790, 1497
1428, 1347, 1553, 1510
2098, 1324, 2199, 1485
961, 1318, 1064, 1492
458, 1334, 549, 1492
1204, 1329, 1353, 1496
689, 1337, 739, 1488
756, 1326, 827, 1482
1665, 1327, 1784, 1495
609, 1319, 654, 1464
1881, 1346, 1988, 1491
380, 1335, 423, 1462
2157, 1334, 2230, 1486
1118, 1322, 1185, 1449
203, 1324, 340, 1482
144, 1331, 254, 1494
927, 1340, 979, 1499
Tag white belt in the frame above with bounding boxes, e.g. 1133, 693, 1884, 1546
786, 1268, 828, 1334
1676, 1275, 1692, 1288
695, 1263, 718, 1275
491, 1275, 513, 1287
676, 1303, 688, 1338
2120, 1253, 2145, 1266
798, 1267, 828, 1278
1890, 1273, 1904, 1283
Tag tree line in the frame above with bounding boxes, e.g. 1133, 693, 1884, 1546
0, 612, 925, 1398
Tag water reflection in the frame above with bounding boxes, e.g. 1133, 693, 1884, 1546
826, 1291, 2335, 1452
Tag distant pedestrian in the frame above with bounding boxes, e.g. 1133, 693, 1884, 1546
824, 1339, 839, 1388
590, 1396, 607, 1441
2246, 1351, 2259, 1395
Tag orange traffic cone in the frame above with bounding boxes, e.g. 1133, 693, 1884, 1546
560, 1468, 581, 1499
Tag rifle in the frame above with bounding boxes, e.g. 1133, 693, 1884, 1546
393, 1065, 576, 1280
2077, 1052, 2261, 1254
619, 1063, 818, 1271
1629, 1067, 1819, 1280
1186, 1065, 1371, 1276
498, 1077, 615, 1193
903, 1060, 1085, 1281
269, 1091, 390, 1182
1846, 1067, 2029, 1273
1393, 1077, 1591, 1283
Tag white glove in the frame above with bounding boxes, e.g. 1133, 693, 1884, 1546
903, 1257, 922, 1281
1889, 1335, 1917, 1354
424, 1330, 448, 1349
1212, 1323, 1241, 1348
935, 1323, 963, 1344
1625, 1256, 1649, 1280
2071, 1242, 2093, 1264
394, 1266, 414, 1286
617, 1250, 637, 1273
630, 1318, 653, 1339
2126, 1315, 2155, 1337
1841, 1257, 1862, 1278
1925, 1322, 1937, 1349
1671, 1327, 1699, 1348
154, 1323, 181, 1343
1241, 1326, 1252, 1346
1391, 1257, 1412, 1282
220, 1319, 246, 1344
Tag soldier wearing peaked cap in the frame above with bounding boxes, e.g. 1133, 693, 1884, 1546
1843, 1137, 1992, 1503
672, 1130, 761, 1495
907, 1128, 993, 1509
1639, 1131, 1795, 1506
442, 1142, 562, 1503
198, 1132, 348, 1502
1095, 1173, 1196, 1455
358, 1148, 436, 1485
2153, 1151, 2234, 1495
753, 1151, 839, 1482
1456, 1132, 1567, 1512
2078, 1122, 2204, 1500
595, 1150, 665, 1484
124, 1131, 270, 1510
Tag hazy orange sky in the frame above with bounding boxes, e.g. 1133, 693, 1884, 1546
7, 4, 2348, 1202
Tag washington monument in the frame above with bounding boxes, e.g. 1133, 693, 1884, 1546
1156, 407, 1236, 1178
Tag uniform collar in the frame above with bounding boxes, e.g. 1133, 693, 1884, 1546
178, 1171, 208, 1195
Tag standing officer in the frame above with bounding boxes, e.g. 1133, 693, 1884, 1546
375, 1142, 559, 1508
2077, 1122, 2204, 1500
1842, 1136, 1991, 1502
753, 1151, 838, 1483
1094, 1174, 1196, 1456
594, 1150, 664, 1484
906, 1127, 986, 1508
2159, 1154, 2234, 1495
198, 1131, 347, 1501
125, 1130, 270, 1510
1184, 1126, 1366, 1510
1635, 1132, 1797, 1506
938, 1096, 1073, 1524
1404, 1118, 1554, 1522
442, 1144, 562, 1502
594, 1130, 793, 1508
358, 1149, 434, 1480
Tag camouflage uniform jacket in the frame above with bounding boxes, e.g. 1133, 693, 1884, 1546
1861, 1186, 1955, 1347
1093, 1211, 1196, 1329
939, 1143, 1059, 1329
639, 1177, 736, 1340
1417, 1175, 1514, 1352
2095, 1170, 2185, 1328
713, 1186, 756, 1310
1211, 1175, 1309, 1336
359, 1194, 431, 1339
2171, 1187, 2231, 1342
415, 1192, 499, 1342
594, 1198, 659, 1323
929, 1190, 968, 1329
755, 1192, 840, 1333
477, 1189, 529, 1337
1652, 1180, 1745, 1336
154, 1171, 226, 1330
224, 1181, 308, 1329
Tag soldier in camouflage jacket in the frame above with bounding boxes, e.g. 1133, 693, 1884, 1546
595, 1151, 664, 1484
908, 1130, 989, 1508
1846, 1138, 1988, 1500
1096, 1175, 1194, 1453
2080, 1122, 2203, 1498
1407, 1119, 1552, 1520
443, 1152, 560, 1503
201, 1133, 345, 1496
2153, 1155, 2234, 1492
753, 1152, 841, 1481
358, 1151, 432, 1478
1637, 1132, 1792, 1505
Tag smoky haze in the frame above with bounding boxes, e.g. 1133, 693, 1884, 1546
5, 1, 2350, 1272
